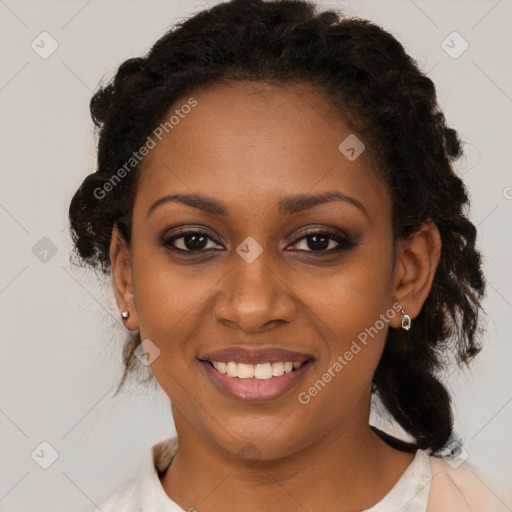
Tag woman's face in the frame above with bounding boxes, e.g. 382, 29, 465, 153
116, 82, 403, 459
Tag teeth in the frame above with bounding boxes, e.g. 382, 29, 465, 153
272, 362, 284, 376
211, 360, 304, 379
216, 361, 227, 374
237, 363, 254, 379
254, 363, 273, 379
226, 361, 238, 377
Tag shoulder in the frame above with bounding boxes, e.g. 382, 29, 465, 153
427, 455, 509, 512
90, 437, 179, 512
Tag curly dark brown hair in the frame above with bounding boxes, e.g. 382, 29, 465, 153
68, 0, 485, 454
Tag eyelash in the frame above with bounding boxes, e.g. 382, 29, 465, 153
160, 228, 356, 255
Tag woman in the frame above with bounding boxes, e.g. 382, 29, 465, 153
68, 0, 508, 510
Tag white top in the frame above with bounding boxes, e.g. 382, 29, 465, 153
94, 437, 509, 512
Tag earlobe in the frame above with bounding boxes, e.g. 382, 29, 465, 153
110, 224, 139, 330
389, 221, 441, 329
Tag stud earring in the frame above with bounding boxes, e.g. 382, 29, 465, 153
401, 309, 411, 331
121, 310, 130, 319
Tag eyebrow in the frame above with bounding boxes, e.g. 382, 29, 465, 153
146, 191, 368, 218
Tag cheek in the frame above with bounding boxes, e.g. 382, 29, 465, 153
297, 283, 396, 425
300, 246, 395, 393
130, 243, 212, 361
302, 244, 394, 336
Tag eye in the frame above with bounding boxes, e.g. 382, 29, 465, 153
161, 229, 224, 252
287, 229, 356, 253
160, 227, 356, 255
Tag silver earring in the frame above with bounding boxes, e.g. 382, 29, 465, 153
121, 310, 130, 319
401, 309, 411, 331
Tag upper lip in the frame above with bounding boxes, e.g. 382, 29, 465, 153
198, 346, 314, 364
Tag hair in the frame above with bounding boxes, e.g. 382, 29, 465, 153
68, 0, 485, 454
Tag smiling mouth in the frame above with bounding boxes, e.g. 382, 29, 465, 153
199, 357, 315, 402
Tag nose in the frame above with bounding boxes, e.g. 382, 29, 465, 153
212, 250, 296, 333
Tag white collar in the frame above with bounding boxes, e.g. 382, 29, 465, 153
136, 438, 431, 512
138, 437, 182, 511
364, 449, 431, 511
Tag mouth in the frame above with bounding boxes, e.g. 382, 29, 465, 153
197, 346, 315, 402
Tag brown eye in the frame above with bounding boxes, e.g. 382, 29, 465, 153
162, 230, 224, 252
288, 229, 356, 253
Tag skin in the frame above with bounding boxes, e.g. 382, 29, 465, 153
110, 82, 441, 511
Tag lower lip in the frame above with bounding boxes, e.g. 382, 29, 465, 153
200, 359, 314, 402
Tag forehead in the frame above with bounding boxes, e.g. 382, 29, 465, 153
134, 81, 390, 221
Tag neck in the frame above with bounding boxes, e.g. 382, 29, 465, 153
160, 409, 414, 512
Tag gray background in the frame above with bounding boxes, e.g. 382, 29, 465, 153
0, 0, 511, 510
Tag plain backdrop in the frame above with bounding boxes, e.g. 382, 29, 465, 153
0, 0, 511, 510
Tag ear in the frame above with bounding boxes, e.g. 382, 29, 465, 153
110, 224, 139, 331
389, 221, 441, 328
